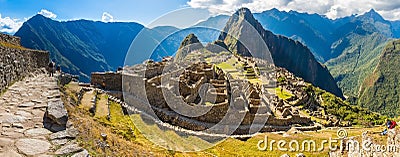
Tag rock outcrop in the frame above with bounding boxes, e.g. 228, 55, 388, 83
174, 33, 204, 62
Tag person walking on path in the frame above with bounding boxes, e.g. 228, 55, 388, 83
48, 61, 55, 77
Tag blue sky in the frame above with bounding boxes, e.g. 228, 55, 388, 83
0, 0, 193, 33
0, 0, 189, 23
1, 0, 400, 34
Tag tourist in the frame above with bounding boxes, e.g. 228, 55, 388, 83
381, 119, 396, 135
57, 65, 61, 74
48, 61, 55, 77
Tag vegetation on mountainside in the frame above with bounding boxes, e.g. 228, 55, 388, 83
326, 33, 389, 96
15, 14, 144, 82
174, 33, 203, 62
358, 40, 400, 117
303, 84, 386, 126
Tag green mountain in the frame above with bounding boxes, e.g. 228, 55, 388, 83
326, 33, 389, 96
15, 14, 144, 82
358, 40, 400, 117
219, 8, 344, 98
324, 9, 400, 96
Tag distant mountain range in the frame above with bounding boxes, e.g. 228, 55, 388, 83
197, 9, 398, 62
14, 8, 400, 105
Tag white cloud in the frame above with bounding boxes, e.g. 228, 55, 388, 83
0, 14, 24, 34
101, 12, 114, 22
187, 0, 400, 20
38, 9, 57, 19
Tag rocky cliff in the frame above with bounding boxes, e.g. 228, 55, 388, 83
0, 33, 49, 92
219, 8, 344, 98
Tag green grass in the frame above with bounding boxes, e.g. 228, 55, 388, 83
217, 62, 236, 70
214, 57, 264, 85
0, 41, 27, 50
304, 84, 387, 126
64, 83, 391, 156
276, 87, 294, 100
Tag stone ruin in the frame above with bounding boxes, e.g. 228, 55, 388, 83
274, 67, 343, 127
111, 54, 320, 135
0, 33, 49, 92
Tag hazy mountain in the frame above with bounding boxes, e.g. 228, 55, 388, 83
358, 40, 400, 117
194, 15, 230, 30
219, 8, 343, 98
253, 9, 333, 61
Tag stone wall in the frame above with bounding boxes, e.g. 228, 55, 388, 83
0, 33, 21, 46
91, 72, 122, 91
0, 34, 49, 92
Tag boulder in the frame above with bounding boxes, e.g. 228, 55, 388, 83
45, 99, 68, 126
44, 99, 68, 132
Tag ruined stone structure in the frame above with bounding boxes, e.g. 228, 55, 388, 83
0, 33, 49, 91
118, 55, 316, 135
91, 71, 122, 91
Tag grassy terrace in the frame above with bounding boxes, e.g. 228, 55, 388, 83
212, 56, 266, 85
0, 41, 27, 50
95, 94, 109, 118
275, 87, 294, 100
63, 83, 391, 156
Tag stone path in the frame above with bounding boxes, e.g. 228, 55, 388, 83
0, 74, 88, 157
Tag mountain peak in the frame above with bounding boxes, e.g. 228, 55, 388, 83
178, 33, 201, 49
175, 33, 204, 62
368, 8, 378, 14
359, 8, 385, 22
29, 14, 50, 21
219, 8, 344, 98
234, 7, 255, 21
